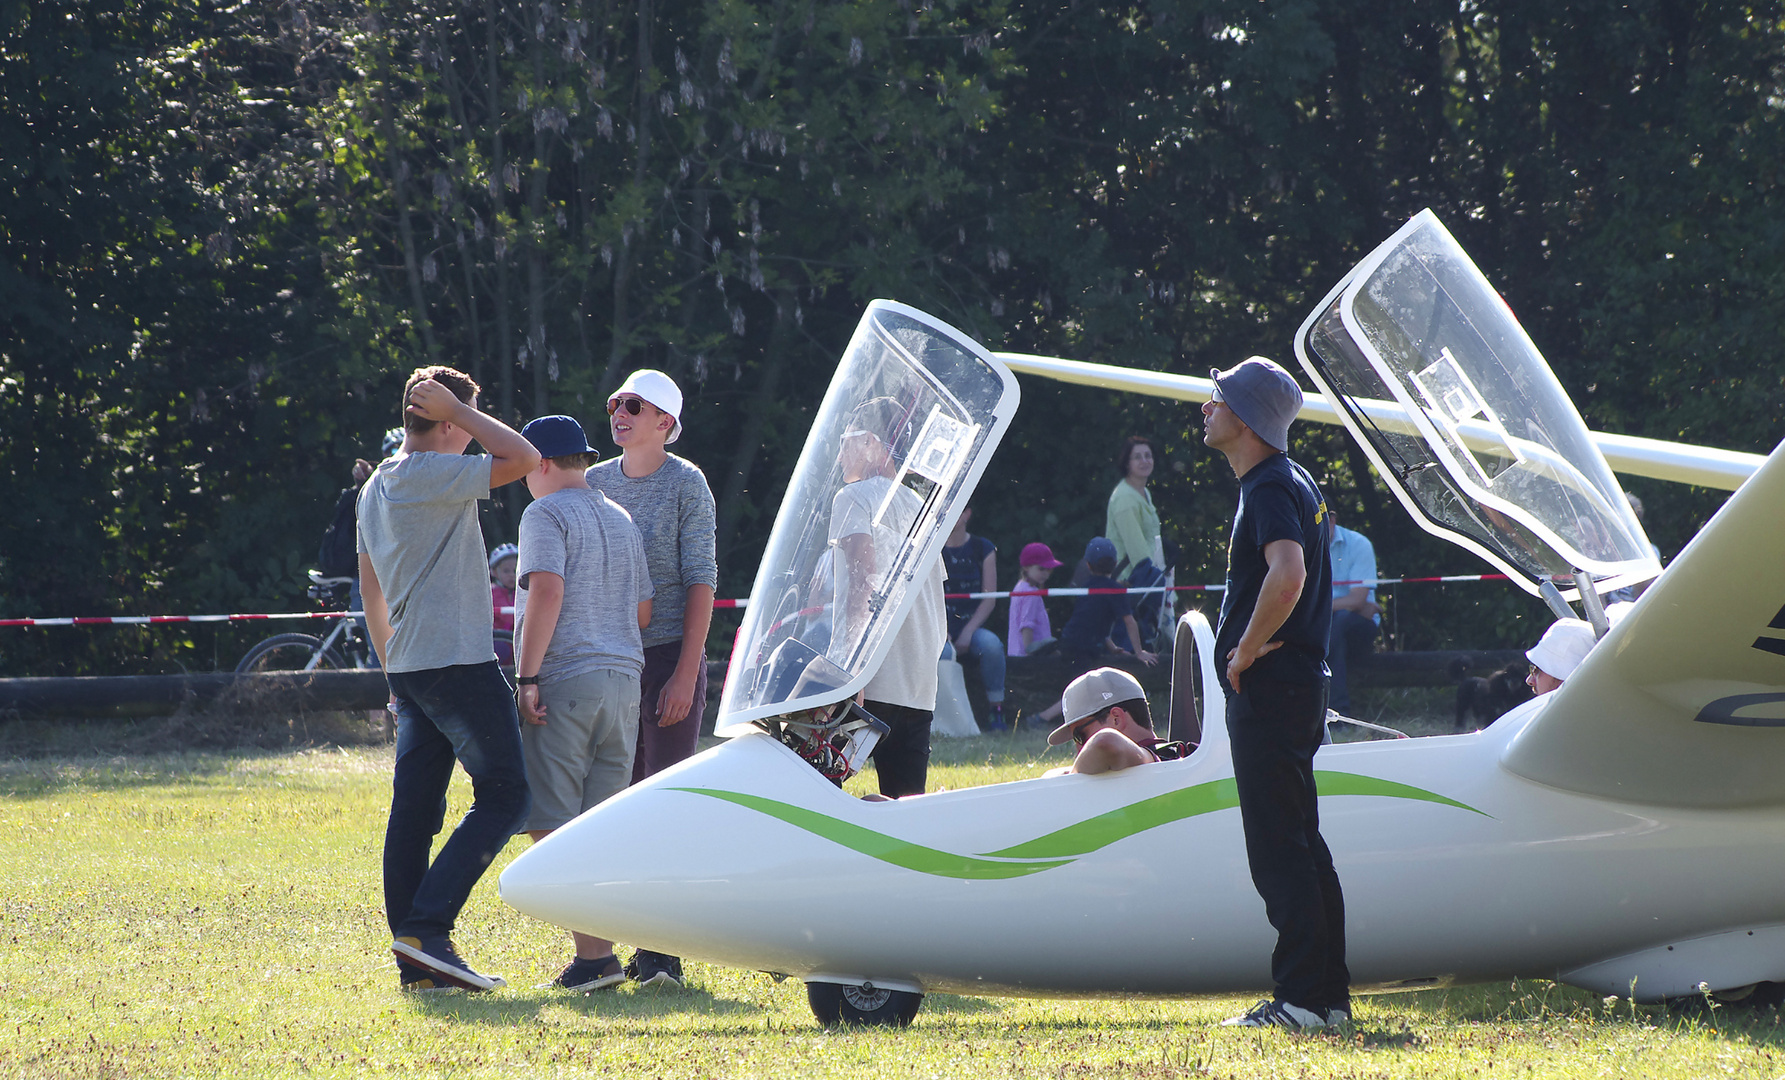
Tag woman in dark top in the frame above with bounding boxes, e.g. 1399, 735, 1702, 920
940, 507, 1007, 730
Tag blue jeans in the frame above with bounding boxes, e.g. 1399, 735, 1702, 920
1326, 610, 1378, 712
383, 661, 530, 940
942, 628, 1005, 703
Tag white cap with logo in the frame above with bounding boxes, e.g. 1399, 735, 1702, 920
1047, 667, 1148, 746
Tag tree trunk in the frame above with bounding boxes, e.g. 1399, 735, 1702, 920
484, 0, 515, 427
713, 292, 794, 578
601, 0, 653, 393
527, 30, 551, 418
378, 86, 439, 362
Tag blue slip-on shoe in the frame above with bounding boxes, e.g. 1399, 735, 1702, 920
544, 954, 626, 992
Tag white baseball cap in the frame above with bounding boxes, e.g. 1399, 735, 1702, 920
1526, 618, 1596, 681
609, 369, 684, 444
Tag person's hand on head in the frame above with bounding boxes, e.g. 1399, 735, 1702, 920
353, 458, 374, 484
405, 379, 467, 423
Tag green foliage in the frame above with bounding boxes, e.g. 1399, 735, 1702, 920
4, 0, 1784, 672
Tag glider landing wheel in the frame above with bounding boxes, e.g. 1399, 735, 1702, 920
806, 980, 923, 1027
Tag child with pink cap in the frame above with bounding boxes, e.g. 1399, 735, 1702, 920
1007, 541, 1064, 657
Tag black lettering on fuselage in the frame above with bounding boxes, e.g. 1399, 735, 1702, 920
1694, 693, 1785, 728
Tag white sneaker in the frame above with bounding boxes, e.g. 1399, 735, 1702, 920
1220, 998, 1327, 1029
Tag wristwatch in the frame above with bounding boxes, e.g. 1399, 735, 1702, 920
516, 675, 541, 686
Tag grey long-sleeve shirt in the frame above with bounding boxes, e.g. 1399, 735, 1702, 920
586, 454, 719, 649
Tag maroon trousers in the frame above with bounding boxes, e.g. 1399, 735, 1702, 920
632, 641, 707, 784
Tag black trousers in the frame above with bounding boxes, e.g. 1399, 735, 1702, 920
1226, 675, 1350, 1011
864, 700, 933, 798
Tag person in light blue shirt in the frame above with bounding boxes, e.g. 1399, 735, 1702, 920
1326, 512, 1380, 714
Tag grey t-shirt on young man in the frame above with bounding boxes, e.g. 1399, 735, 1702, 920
356, 451, 496, 673
585, 455, 718, 649
516, 487, 653, 684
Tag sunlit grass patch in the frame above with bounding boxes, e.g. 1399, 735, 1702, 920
4, 737, 1784, 1077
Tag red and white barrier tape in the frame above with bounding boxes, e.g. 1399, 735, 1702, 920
0, 574, 1511, 628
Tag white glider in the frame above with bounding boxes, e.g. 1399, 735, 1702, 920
501, 215, 1785, 1026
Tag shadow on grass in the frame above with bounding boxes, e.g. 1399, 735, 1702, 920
1376, 979, 1785, 1048
0, 745, 330, 798
920, 993, 1006, 1016
406, 982, 765, 1026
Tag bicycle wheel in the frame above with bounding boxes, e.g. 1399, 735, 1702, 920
236, 633, 345, 674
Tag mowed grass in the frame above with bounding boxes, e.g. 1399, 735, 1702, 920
4, 730, 1785, 1078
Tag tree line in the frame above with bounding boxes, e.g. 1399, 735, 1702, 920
4, 0, 1782, 676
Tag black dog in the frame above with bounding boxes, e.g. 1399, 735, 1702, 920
1449, 658, 1532, 730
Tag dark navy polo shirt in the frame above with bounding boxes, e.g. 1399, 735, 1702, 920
1213, 453, 1333, 690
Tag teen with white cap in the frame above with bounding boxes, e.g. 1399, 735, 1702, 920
1202, 356, 1348, 1031
584, 369, 718, 989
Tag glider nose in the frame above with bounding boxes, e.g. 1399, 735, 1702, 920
498, 817, 625, 931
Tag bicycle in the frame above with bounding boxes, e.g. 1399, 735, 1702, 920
235, 570, 517, 673
235, 571, 374, 673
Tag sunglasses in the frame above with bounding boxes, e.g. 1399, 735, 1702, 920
1210, 384, 1225, 404
1070, 708, 1115, 747
607, 396, 648, 417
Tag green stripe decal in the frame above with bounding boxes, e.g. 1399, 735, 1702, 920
669, 788, 1075, 879
1311, 770, 1489, 817
981, 778, 1241, 859
673, 771, 1485, 879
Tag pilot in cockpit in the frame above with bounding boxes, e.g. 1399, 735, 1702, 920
1042, 667, 1192, 777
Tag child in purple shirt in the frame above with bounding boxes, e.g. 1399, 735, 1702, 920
1008, 542, 1063, 657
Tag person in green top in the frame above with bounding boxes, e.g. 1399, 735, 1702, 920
1107, 435, 1168, 654
1106, 435, 1162, 582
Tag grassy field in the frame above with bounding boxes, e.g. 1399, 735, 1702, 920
4, 724, 1784, 1078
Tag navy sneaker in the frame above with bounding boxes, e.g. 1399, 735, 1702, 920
545, 954, 626, 992
1324, 1003, 1353, 1028
1220, 998, 1327, 1030
398, 960, 456, 993
627, 948, 684, 988
392, 936, 506, 992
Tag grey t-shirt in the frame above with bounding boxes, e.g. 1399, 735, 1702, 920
516, 487, 653, 683
828, 475, 945, 712
585, 454, 718, 649
356, 451, 494, 673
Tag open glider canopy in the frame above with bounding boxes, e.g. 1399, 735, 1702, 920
1293, 210, 1662, 599
714, 301, 1019, 734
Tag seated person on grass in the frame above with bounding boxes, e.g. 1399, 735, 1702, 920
1042, 668, 1192, 777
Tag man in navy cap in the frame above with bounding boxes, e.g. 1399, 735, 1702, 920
1202, 357, 1348, 1031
